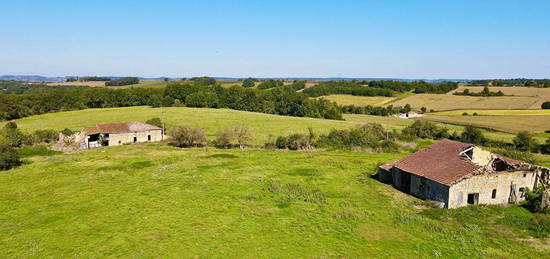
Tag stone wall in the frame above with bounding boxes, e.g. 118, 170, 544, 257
107, 130, 163, 146
448, 171, 537, 208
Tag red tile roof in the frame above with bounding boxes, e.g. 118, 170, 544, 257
84, 122, 161, 135
386, 140, 479, 185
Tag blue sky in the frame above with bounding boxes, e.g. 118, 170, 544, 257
1, 0, 549, 79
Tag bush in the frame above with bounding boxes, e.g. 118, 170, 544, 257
18, 145, 61, 158
541, 101, 550, 109
0, 122, 29, 147
146, 117, 163, 128
60, 128, 75, 136
462, 112, 468, 116
33, 129, 59, 144
524, 186, 549, 214
168, 126, 206, 147
402, 120, 449, 139
214, 126, 253, 149
0, 144, 21, 170
513, 131, 536, 152
460, 126, 487, 145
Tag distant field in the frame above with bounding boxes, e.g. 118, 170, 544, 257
47, 81, 106, 87
3, 106, 531, 144
422, 114, 550, 134
1, 106, 413, 145
392, 94, 540, 111
318, 95, 395, 106
449, 86, 550, 109
116, 80, 168, 89
431, 109, 550, 116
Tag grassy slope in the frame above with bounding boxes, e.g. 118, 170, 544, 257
1, 107, 412, 144
0, 143, 546, 257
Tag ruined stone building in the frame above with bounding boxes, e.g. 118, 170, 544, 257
80, 122, 163, 149
378, 139, 549, 208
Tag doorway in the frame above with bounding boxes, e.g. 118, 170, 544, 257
467, 193, 479, 205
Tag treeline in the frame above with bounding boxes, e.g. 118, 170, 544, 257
470, 79, 550, 88
81, 76, 111, 81
340, 104, 413, 116
162, 82, 342, 119
0, 80, 88, 94
303, 81, 393, 97
0, 80, 342, 121
453, 86, 506, 97
303, 80, 458, 97
105, 77, 140, 86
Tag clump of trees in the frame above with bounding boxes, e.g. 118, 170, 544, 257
470, 79, 550, 88
80, 76, 111, 81
402, 120, 449, 139
453, 86, 506, 97
0, 144, 20, 170
257, 80, 284, 90
242, 78, 257, 88
105, 77, 139, 86
145, 118, 164, 129
168, 125, 207, 147
340, 104, 412, 116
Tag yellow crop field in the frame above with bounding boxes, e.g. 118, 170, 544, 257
431, 110, 550, 116
422, 114, 550, 134
318, 95, 395, 106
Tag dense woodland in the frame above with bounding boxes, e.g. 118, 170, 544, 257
470, 79, 550, 87
303, 80, 458, 97
0, 79, 342, 121
105, 77, 140, 86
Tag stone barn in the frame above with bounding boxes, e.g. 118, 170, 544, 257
378, 139, 549, 208
81, 122, 163, 149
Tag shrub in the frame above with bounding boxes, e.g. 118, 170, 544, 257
524, 186, 549, 214
460, 126, 487, 145
473, 112, 478, 116
33, 129, 59, 144
0, 122, 29, 147
513, 131, 536, 152
60, 128, 75, 136
541, 101, 550, 109
146, 117, 163, 128
0, 144, 21, 170
168, 126, 207, 147
18, 145, 61, 158
214, 125, 254, 149
462, 112, 468, 116
402, 120, 449, 139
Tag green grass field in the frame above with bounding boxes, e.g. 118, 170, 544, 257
1, 106, 413, 145
117, 80, 169, 89
1, 143, 547, 257
3, 106, 534, 145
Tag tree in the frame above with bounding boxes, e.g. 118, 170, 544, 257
0, 122, 28, 147
420, 107, 427, 113
242, 78, 256, 88
513, 131, 536, 152
460, 126, 487, 145
168, 126, 206, 147
0, 144, 20, 170
542, 101, 550, 109
145, 117, 163, 128
482, 86, 490, 96
33, 129, 59, 144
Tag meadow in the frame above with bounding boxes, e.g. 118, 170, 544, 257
423, 114, 550, 134
1, 143, 547, 257
1, 106, 413, 145
449, 86, 550, 109
392, 94, 540, 111
3, 106, 535, 145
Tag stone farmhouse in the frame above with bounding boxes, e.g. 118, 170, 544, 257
378, 139, 549, 208
80, 122, 163, 149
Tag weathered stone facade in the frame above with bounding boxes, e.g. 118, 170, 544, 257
378, 139, 549, 209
